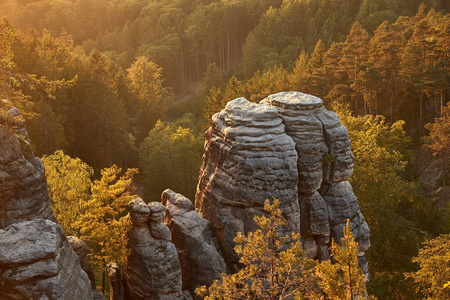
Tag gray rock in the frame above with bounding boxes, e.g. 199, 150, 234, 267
162, 189, 226, 296
124, 197, 183, 300
196, 92, 370, 277
107, 263, 125, 300
68, 236, 105, 299
195, 98, 300, 270
0, 103, 55, 229
0, 219, 93, 300
263, 92, 369, 272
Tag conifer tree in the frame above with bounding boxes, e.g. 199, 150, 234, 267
425, 102, 450, 186
196, 199, 317, 300
75, 165, 137, 291
408, 234, 450, 300
315, 220, 369, 300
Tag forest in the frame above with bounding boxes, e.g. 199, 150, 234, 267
0, 0, 449, 299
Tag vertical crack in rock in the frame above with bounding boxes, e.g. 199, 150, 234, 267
162, 189, 226, 297
263, 91, 370, 275
0, 104, 55, 229
124, 197, 184, 299
195, 98, 300, 271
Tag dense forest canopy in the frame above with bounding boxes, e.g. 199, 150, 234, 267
1, 0, 450, 299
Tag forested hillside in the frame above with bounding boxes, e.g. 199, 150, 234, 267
1, 0, 449, 299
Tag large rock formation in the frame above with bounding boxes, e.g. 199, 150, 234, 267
195, 98, 301, 270
124, 197, 184, 299
0, 103, 55, 229
162, 189, 226, 296
263, 92, 370, 268
0, 102, 99, 299
196, 92, 370, 274
0, 219, 93, 299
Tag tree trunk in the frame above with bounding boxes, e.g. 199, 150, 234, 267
420, 92, 424, 138
227, 32, 230, 69
443, 152, 447, 187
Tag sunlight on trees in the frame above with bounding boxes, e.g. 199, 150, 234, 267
197, 200, 369, 300
42, 150, 93, 236
408, 234, 450, 300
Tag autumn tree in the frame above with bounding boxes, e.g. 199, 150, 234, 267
315, 220, 369, 300
42, 150, 93, 236
408, 234, 450, 299
425, 102, 450, 186
75, 165, 137, 291
127, 56, 168, 139
196, 199, 317, 299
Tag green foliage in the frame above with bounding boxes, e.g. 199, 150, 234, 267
138, 120, 202, 202
42, 150, 93, 236
408, 234, 450, 299
334, 103, 428, 298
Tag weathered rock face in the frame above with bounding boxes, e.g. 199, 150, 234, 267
0, 104, 55, 229
124, 197, 183, 300
196, 92, 370, 275
68, 236, 105, 300
195, 98, 301, 270
162, 189, 226, 296
263, 92, 370, 268
107, 263, 125, 300
0, 219, 93, 300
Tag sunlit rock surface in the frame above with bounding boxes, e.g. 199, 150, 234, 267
124, 197, 183, 300
0, 103, 55, 229
0, 220, 93, 299
195, 98, 301, 270
196, 92, 370, 275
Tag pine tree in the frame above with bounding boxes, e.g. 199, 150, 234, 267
425, 102, 450, 186
196, 199, 317, 300
75, 165, 137, 291
315, 220, 369, 300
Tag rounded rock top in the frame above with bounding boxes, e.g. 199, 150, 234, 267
223, 97, 279, 123
148, 201, 165, 213
264, 91, 323, 109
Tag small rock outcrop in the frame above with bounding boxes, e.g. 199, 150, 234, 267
162, 189, 226, 296
195, 98, 301, 270
0, 219, 93, 299
124, 197, 183, 299
107, 263, 125, 300
69, 236, 105, 300
0, 103, 55, 229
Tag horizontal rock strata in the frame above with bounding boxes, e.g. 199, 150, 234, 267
263, 92, 370, 269
195, 98, 300, 270
0, 104, 55, 229
0, 219, 93, 300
